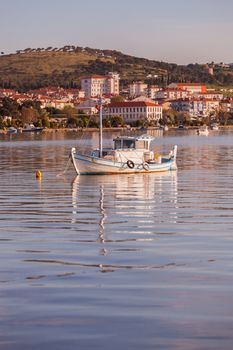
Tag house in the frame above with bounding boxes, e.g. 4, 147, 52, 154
168, 83, 207, 94
36, 96, 74, 109
0, 88, 17, 97
193, 92, 223, 100
11, 93, 31, 103
76, 99, 99, 115
102, 101, 163, 122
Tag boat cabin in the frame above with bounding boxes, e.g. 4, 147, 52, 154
113, 135, 154, 151
91, 135, 158, 164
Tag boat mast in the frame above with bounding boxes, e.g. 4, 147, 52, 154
99, 97, 103, 158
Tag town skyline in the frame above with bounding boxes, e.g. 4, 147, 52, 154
1, 0, 233, 65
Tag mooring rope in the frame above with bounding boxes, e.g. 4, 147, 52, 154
56, 154, 72, 177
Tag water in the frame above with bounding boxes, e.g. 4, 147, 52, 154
1, 129, 233, 349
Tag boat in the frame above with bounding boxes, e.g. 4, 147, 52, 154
159, 125, 169, 131
70, 101, 177, 175
22, 124, 44, 133
177, 125, 188, 130
210, 123, 219, 131
197, 125, 209, 136
7, 127, 17, 134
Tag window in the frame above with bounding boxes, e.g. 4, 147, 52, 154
114, 140, 121, 149
122, 140, 135, 149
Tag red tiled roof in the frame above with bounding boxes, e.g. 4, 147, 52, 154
176, 83, 206, 87
107, 101, 162, 108
82, 75, 111, 80
0, 88, 16, 93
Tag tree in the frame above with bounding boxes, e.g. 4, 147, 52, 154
218, 111, 231, 125
21, 107, 39, 125
110, 115, 125, 127
103, 117, 112, 127
162, 109, 177, 125
45, 106, 62, 115
62, 106, 77, 119
0, 98, 20, 119
0, 117, 5, 129
110, 95, 125, 103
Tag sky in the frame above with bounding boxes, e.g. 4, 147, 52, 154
0, 0, 232, 65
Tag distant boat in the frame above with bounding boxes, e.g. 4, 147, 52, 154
22, 124, 44, 133
197, 125, 209, 136
160, 125, 169, 131
70, 100, 177, 175
177, 125, 187, 130
7, 127, 17, 134
210, 123, 219, 131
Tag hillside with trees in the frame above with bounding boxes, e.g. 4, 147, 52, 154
1, 45, 233, 90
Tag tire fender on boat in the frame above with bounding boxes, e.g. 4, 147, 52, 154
127, 160, 135, 169
142, 162, 149, 171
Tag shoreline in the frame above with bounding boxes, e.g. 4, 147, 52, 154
1, 125, 233, 134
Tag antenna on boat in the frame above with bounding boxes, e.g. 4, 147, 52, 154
99, 95, 103, 158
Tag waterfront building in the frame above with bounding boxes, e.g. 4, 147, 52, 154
103, 101, 163, 122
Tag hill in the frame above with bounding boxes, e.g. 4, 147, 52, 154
0, 45, 233, 90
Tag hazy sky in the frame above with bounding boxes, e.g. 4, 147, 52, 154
0, 0, 232, 65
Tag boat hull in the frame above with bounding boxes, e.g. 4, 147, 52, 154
22, 127, 44, 133
71, 151, 177, 175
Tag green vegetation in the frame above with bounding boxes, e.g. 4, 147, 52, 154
1, 45, 233, 90
0, 97, 96, 129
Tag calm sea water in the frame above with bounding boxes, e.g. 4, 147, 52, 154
1, 129, 233, 350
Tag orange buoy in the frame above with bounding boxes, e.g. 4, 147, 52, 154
36, 170, 42, 180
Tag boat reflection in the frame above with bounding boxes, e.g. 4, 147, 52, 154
70, 173, 179, 272
71, 171, 178, 235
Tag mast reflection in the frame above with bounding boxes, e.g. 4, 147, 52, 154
71, 171, 178, 234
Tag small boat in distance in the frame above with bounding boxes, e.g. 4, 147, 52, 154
177, 125, 187, 130
7, 127, 17, 134
70, 100, 177, 175
197, 125, 209, 136
210, 123, 219, 131
22, 124, 44, 133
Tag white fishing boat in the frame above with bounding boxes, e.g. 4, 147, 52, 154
70, 101, 177, 175
197, 125, 209, 136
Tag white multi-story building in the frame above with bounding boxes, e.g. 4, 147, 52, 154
171, 98, 220, 118
129, 82, 148, 98
147, 85, 160, 99
81, 72, 120, 97
103, 101, 163, 122
155, 88, 190, 100
193, 92, 223, 100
